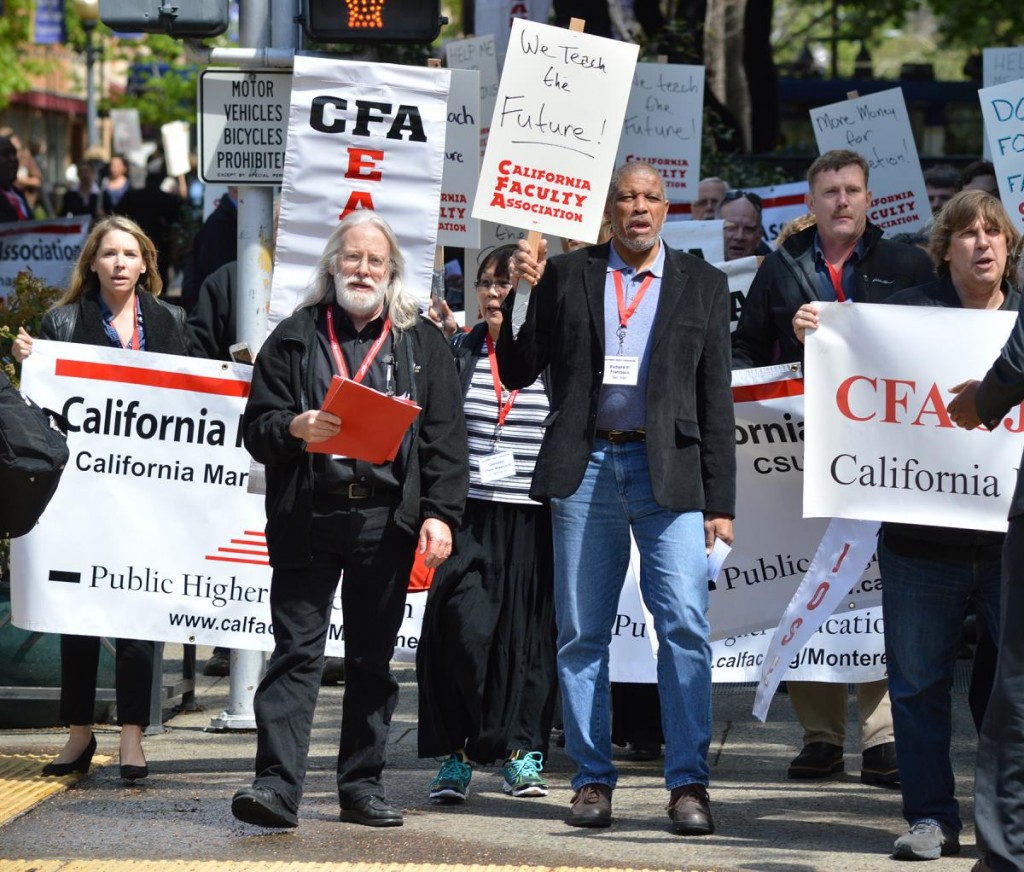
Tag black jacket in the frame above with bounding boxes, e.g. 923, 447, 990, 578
186, 261, 236, 360
41, 289, 192, 355
243, 305, 469, 567
731, 222, 935, 368
496, 241, 736, 516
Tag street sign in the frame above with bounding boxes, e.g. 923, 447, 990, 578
198, 69, 292, 185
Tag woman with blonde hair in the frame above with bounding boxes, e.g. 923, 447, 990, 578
13, 214, 192, 781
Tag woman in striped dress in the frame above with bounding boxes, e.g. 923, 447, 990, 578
416, 244, 557, 803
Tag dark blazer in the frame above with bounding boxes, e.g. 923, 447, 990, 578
731, 222, 935, 368
496, 241, 736, 516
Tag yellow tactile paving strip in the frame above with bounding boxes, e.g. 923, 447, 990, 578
0, 866, 709, 872
0, 752, 113, 827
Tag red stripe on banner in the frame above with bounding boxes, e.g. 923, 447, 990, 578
732, 379, 805, 403
0, 222, 86, 237
55, 359, 250, 398
760, 193, 807, 209
217, 547, 269, 556
243, 531, 266, 538
229, 539, 267, 547
206, 555, 271, 566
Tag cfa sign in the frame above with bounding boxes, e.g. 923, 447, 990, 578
198, 69, 292, 185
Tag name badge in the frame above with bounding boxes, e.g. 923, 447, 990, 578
604, 355, 639, 386
478, 450, 517, 483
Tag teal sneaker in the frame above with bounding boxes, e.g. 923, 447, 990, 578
429, 754, 472, 803
501, 750, 548, 797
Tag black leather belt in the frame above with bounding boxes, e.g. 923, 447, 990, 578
595, 428, 646, 443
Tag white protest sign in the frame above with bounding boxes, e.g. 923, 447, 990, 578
983, 47, 1024, 161
270, 56, 450, 326
474, 0, 554, 57
472, 18, 639, 243
110, 108, 142, 155
161, 120, 191, 178
979, 78, 1024, 232
0, 217, 89, 298
804, 303, 1021, 531
464, 219, 560, 292
712, 255, 759, 333
199, 69, 291, 184
617, 62, 704, 199
661, 219, 724, 263
810, 88, 929, 234
753, 180, 811, 243
446, 35, 500, 155
438, 68, 481, 248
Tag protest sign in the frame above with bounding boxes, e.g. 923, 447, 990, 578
472, 18, 639, 243
810, 88, 929, 234
161, 121, 191, 178
110, 108, 142, 155
754, 180, 811, 242
661, 219, 724, 263
270, 56, 450, 327
979, 77, 1024, 230
437, 68, 482, 248
803, 302, 1020, 531
983, 47, 1024, 161
445, 35, 499, 155
0, 217, 89, 298
473, 0, 553, 57
712, 255, 759, 332
616, 62, 704, 199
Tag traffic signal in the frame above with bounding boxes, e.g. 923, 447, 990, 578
305, 0, 444, 43
99, 0, 229, 38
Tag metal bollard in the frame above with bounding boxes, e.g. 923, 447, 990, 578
208, 649, 264, 730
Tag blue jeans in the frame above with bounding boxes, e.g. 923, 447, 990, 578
879, 535, 1001, 834
551, 439, 711, 792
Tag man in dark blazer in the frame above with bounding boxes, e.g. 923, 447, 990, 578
948, 282, 1024, 872
498, 162, 735, 835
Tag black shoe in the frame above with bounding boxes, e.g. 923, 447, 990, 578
788, 742, 844, 779
339, 794, 403, 827
668, 783, 715, 835
567, 783, 612, 828
861, 741, 899, 786
120, 764, 149, 782
231, 785, 298, 828
42, 735, 97, 776
203, 650, 231, 678
321, 656, 346, 685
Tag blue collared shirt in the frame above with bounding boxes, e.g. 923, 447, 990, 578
813, 232, 866, 302
98, 295, 146, 350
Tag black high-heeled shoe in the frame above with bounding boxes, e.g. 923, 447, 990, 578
119, 763, 149, 782
41, 734, 97, 776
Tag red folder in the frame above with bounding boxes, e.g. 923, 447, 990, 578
305, 376, 421, 464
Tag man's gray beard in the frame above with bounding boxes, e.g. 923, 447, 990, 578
334, 273, 387, 317
613, 226, 659, 253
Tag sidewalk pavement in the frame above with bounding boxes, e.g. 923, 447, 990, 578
0, 647, 986, 872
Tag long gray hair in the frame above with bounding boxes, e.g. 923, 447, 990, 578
298, 210, 420, 334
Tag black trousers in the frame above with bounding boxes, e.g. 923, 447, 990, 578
252, 496, 416, 813
976, 519, 1024, 872
60, 634, 154, 727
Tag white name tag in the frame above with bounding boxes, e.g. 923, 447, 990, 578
604, 355, 639, 386
478, 450, 517, 483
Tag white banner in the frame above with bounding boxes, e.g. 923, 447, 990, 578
661, 220, 724, 263
804, 303, 1021, 531
446, 35, 500, 156
712, 255, 759, 333
270, 56, 451, 326
438, 68, 482, 249
0, 217, 89, 298
979, 77, 1024, 232
810, 88, 929, 234
472, 18, 638, 243
616, 62, 704, 199
755, 180, 811, 243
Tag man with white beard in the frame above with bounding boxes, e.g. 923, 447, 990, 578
232, 210, 468, 830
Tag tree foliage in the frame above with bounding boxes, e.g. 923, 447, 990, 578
0, 0, 58, 110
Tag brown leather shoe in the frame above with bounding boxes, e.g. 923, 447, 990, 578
567, 783, 612, 828
668, 783, 715, 835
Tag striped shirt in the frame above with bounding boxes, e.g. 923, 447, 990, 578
464, 346, 548, 505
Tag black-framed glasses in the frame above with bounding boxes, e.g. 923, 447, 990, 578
723, 189, 763, 209
475, 279, 512, 291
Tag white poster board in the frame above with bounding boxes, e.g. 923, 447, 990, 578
109, 108, 142, 155
660, 219, 724, 263
810, 88, 929, 234
982, 47, 1024, 160
270, 56, 450, 327
437, 68, 482, 248
616, 62, 704, 200
979, 78, 1024, 233
804, 303, 1020, 531
471, 18, 639, 244
712, 255, 759, 332
445, 35, 500, 155
161, 121, 191, 178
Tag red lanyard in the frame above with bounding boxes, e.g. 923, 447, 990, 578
325, 306, 391, 383
118, 296, 141, 350
485, 334, 518, 427
613, 270, 654, 329
826, 260, 847, 302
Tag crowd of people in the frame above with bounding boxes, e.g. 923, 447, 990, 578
6, 135, 1024, 871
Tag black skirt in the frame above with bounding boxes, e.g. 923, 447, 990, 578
416, 497, 556, 764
